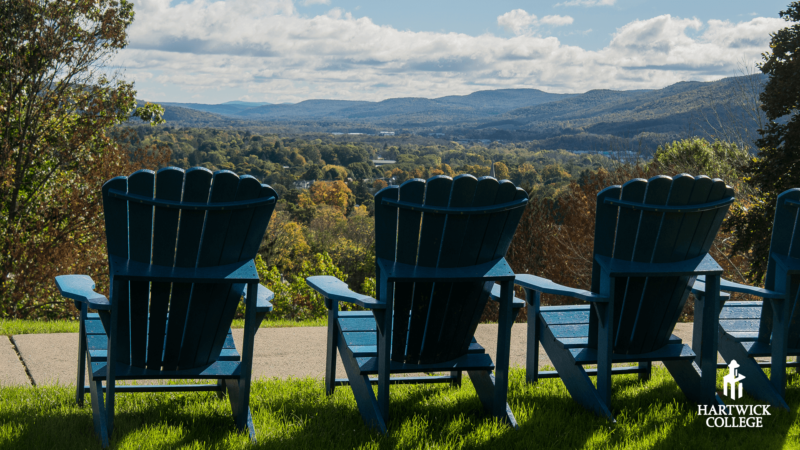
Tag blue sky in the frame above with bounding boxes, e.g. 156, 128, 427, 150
121, 0, 789, 103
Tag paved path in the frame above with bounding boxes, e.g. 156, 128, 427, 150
2, 323, 703, 387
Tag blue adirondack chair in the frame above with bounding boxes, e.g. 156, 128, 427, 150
511, 175, 734, 420
54, 167, 277, 447
691, 188, 800, 410
306, 175, 528, 433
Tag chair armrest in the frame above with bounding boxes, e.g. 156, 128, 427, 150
376, 257, 515, 283
306, 276, 386, 309
110, 255, 259, 283
513, 274, 609, 302
594, 253, 723, 277
243, 284, 274, 312
54, 275, 112, 311
692, 275, 784, 299
488, 284, 526, 308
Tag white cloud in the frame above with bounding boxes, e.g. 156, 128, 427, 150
116, 1, 785, 103
497, 10, 539, 35
555, 0, 615, 7
540, 15, 575, 26
302, 0, 330, 5
497, 9, 573, 35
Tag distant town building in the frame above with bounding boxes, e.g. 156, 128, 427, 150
372, 160, 397, 167
379, 131, 395, 136
293, 180, 315, 189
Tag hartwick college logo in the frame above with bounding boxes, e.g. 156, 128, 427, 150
697, 360, 770, 428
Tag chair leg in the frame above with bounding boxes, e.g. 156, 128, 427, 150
224, 379, 256, 440
526, 289, 541, 384
216, 379, 226, 399
540, 324, 615, 421
76, 305, 88, 407
449, 371, 462, 387
492, 280, 516, 426
325, 298, 339, 396
468, 370, 518, 428
88, 364, 110, 448
638, 361, 652, 382
662, 359, 724, 407
717, 333, 789, 409
337, 338, 386, 433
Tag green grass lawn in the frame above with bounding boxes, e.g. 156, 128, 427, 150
2, 366, 799, 449
0, 317, 327, 336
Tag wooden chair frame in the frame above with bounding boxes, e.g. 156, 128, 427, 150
692, 188, 800, 410
514, 175, 734, 420
55, 167, 276, 447
307, 175, 528, 433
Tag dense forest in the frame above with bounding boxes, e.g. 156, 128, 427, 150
121, 125, 619, 206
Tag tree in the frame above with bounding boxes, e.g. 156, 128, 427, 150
652, 138, 750, 182
493, 162, 509, 180
302, 164, 323, 181
728, 2, 800, 283
310, 180, 352, 212
0, 0, 165, 318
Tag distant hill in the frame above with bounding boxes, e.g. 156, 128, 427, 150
149, 74, 767, 154
160, 101, 270, 117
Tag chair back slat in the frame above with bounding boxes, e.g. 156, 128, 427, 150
437, 175, 478, 268
590, 175, 733, 354
450, 179, 515, 357
410, 175, 477, 362
145, 168, 184, 370
198, 176, 264, 366
127, 170, 156, 368
240, 183, 279, 261
762, 189, 800, 345
102, 177, 130, 365
383, 176, 528, 365
161, 168, 213, 370
179, 171, 240, 369
591, 186, 623, 293
493, 186, 531, 260
101, 168, 276, 371
389, 180, 426, 362
591, 179, 645, 350
642, 175, 704, 351
613, 177, 670, 353
405, 176, 452, 363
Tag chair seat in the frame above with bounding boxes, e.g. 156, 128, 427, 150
717, 302, 800, 356
337, 311, 493, 375
540, 305, 689, 362
719, 301, 765, 342
84, 313, 241, 365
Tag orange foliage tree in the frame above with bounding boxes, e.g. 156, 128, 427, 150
310, 180, 352, 212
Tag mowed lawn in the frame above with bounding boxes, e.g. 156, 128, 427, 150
2, 364, 800, 449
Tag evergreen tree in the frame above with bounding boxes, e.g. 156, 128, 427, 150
730, 2, 800, 283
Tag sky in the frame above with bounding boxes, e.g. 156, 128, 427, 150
116, 0, 791, 104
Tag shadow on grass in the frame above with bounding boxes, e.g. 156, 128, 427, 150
1, 368, 799, 449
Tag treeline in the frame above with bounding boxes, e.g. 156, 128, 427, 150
121, 125, 621, 207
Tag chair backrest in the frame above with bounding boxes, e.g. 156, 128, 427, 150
101, 167, 277, 371
374, 175, 528, 365
761, 188, 800, 345
589, 174, 734, 355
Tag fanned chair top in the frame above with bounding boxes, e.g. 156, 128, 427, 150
590, 174, 734, 354
374, 175, 528, 364
100, 167, 277, 371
